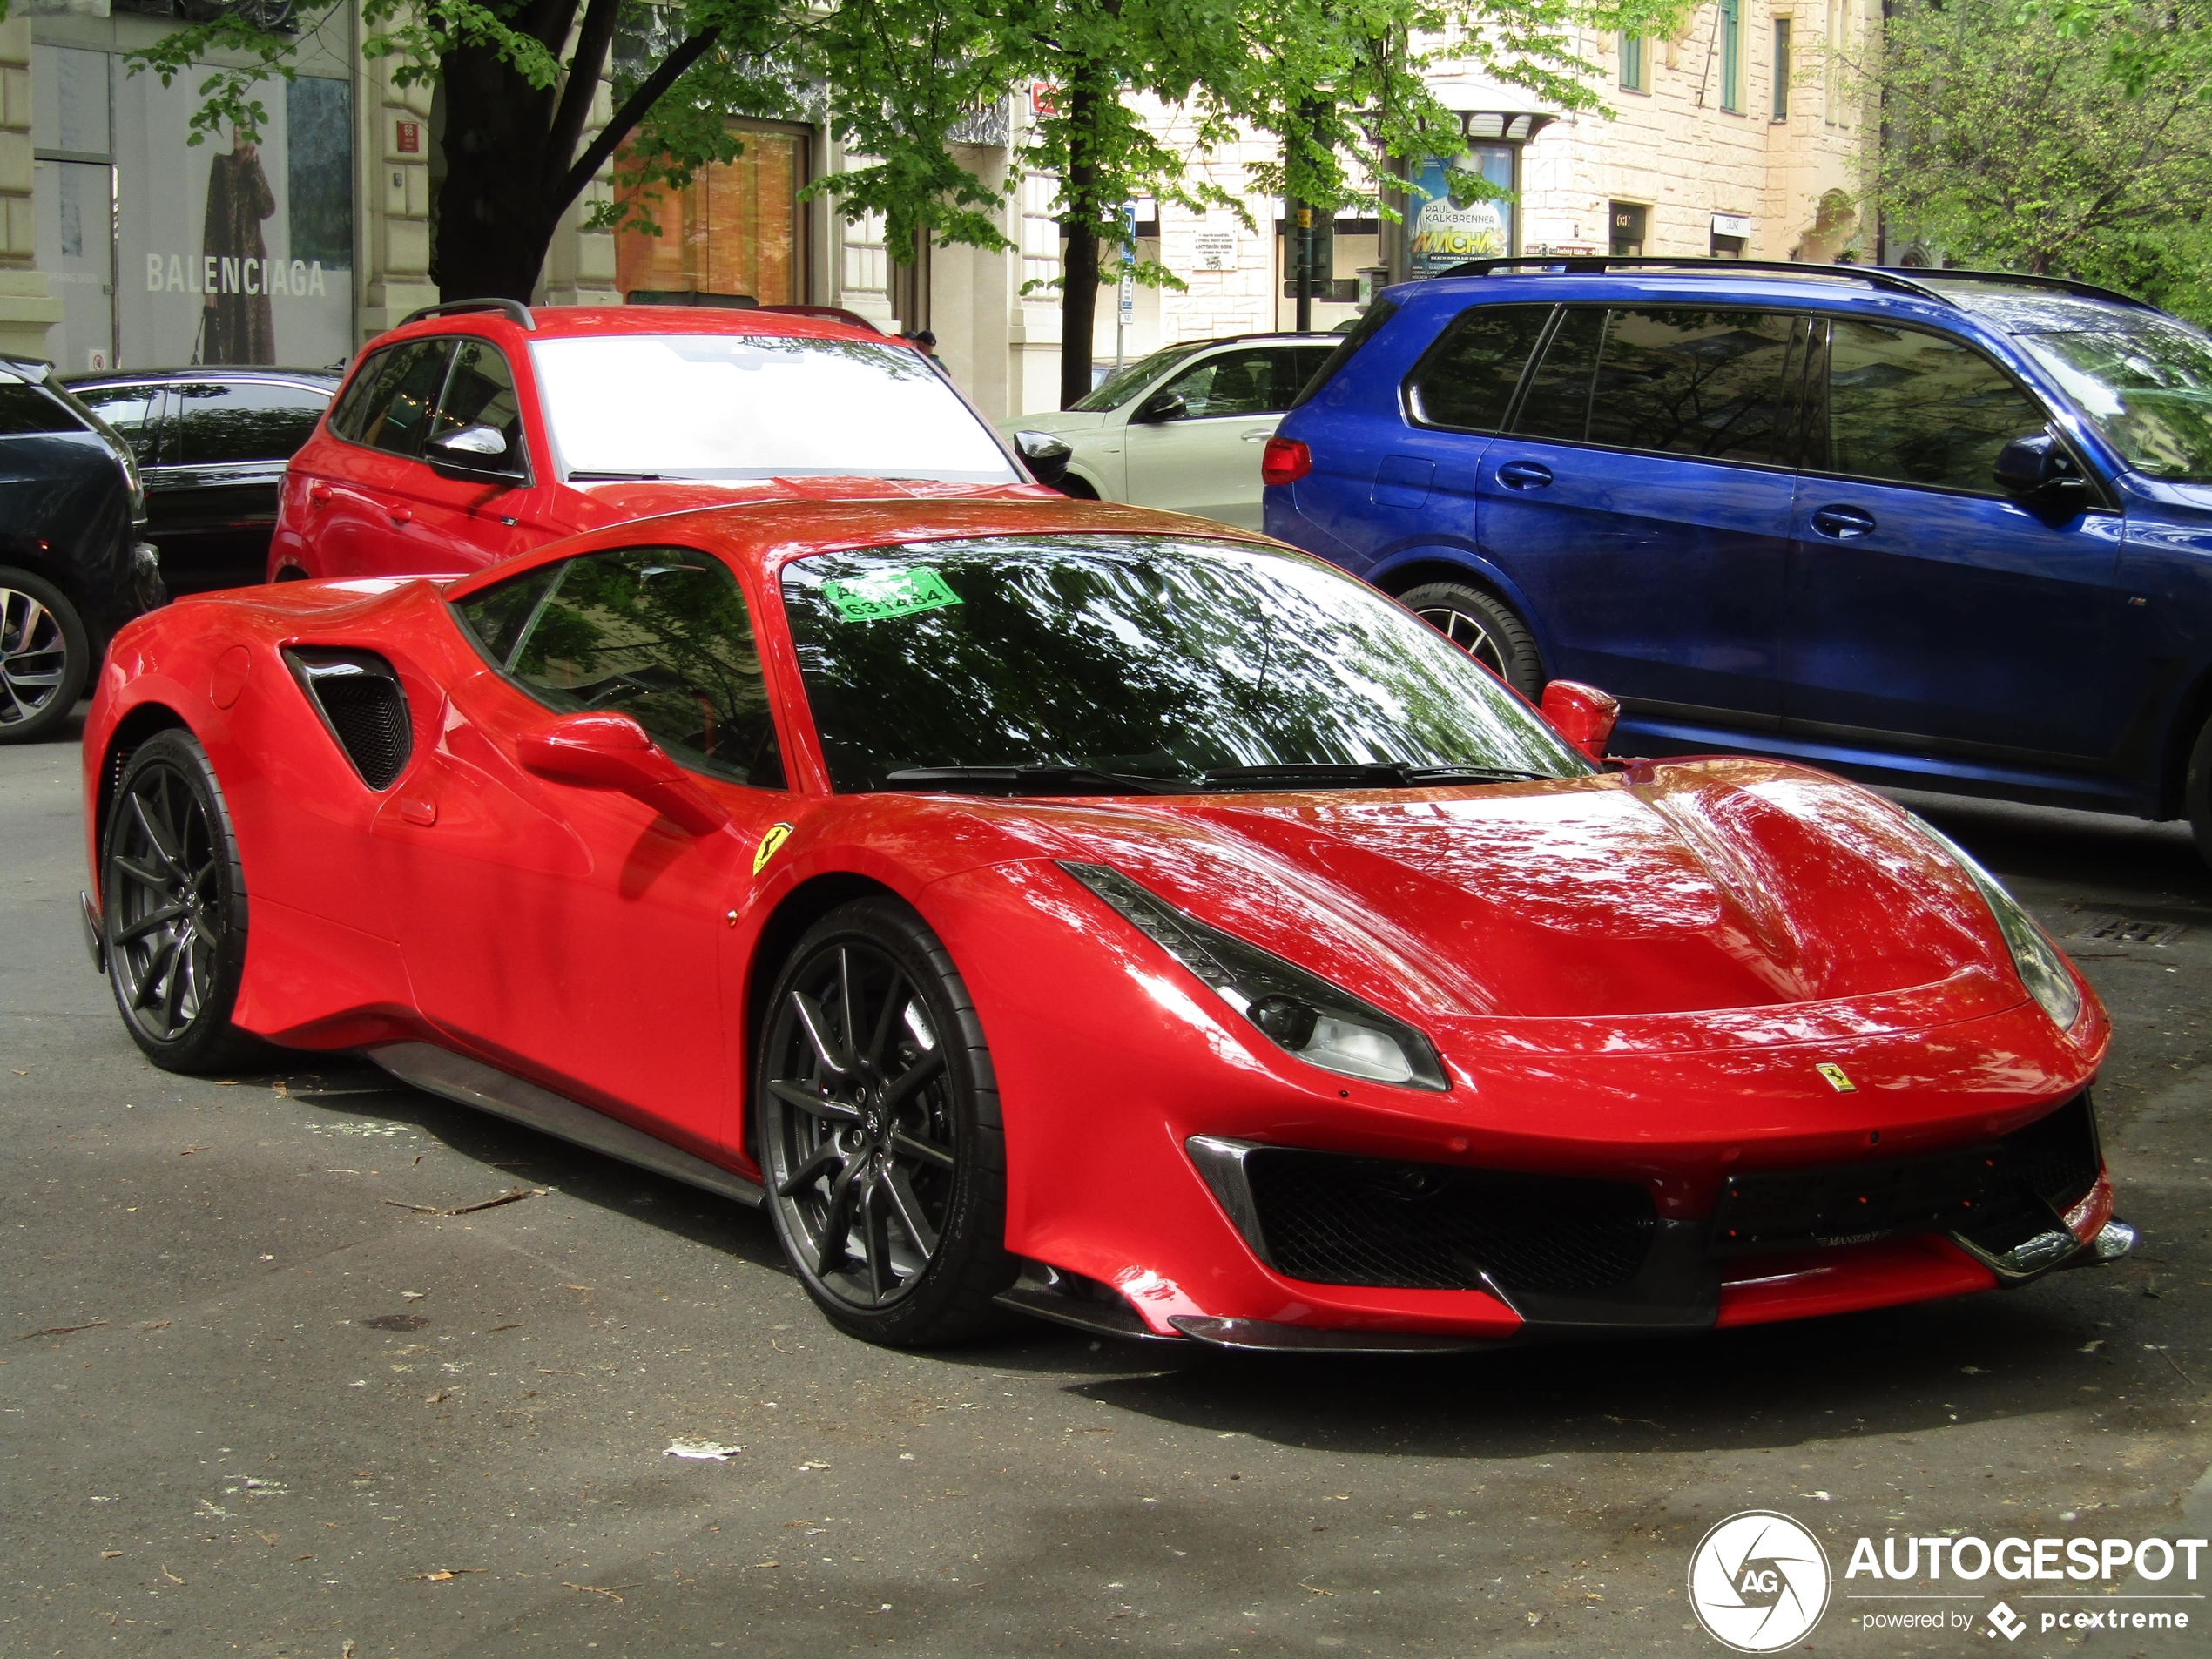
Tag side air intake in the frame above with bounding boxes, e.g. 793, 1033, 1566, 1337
284, 649, 412, 790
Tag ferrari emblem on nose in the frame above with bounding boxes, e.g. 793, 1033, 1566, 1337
1816, 1063, 1856, 1093
753, 822, 794, 875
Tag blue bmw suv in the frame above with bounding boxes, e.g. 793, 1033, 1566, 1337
1263, 260, 2212, 858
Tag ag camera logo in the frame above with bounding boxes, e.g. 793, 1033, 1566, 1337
1688, 1510, 1832, 1651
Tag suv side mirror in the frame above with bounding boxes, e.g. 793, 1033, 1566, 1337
425, 423, 523, 483
1540, 679, 1620, 762
1136, 390, 1188, 424
1993, 432, 2086, 507
516, 711, 728, 835
1013, 429, 1073, 489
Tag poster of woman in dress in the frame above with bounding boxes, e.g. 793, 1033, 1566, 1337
202, 126, 278, 364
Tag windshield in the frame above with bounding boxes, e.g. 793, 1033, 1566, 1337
779, 535, 1592, 793
529, 334, 1021, 483
2013, 316, 2212, 482
1069, 343, 1209, 412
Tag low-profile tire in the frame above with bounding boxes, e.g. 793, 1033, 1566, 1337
101, 728, 261, 1073
1396, 579, 1544, 699
756, 898, 1015, 1346
0, 566, 91, 744
2187, 714, 2212, 870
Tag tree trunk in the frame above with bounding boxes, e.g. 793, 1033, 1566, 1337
1059, 79, 1103, 408
435, 44, 563, 302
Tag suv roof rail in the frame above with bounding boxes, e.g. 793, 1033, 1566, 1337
1898, 266, 2154, 309
1436, 255, 1947, 301
399, 298, 537, 331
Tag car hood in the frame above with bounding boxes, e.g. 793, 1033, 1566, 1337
569, 475, 1055, 524
992, 410, 1115, 439
955, 758, 2017, 1028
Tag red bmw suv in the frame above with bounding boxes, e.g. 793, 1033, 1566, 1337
271, 299, 1065, 581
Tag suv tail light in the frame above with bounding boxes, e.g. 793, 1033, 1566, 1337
1261, 436, 1312, 488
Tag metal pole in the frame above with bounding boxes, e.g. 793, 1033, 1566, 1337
1295, 202, 1313, 333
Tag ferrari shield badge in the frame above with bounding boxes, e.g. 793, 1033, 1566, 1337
753, 822, 794, 875
822, 566, 962, 623
1816, 1062, 1857, 1093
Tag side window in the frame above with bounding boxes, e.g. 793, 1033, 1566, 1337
1823, 321, 2049, 494
456, 548, 785, 790
73, 384, 165, 463
174, 381, 333, 465
1286, 346, 1337, 404
432, 341, 526, 467
327, 347, 392, 442
338, 338, 455, 458
1511, 308, 1608, 442
1408, 304, 1553, 432
0, 381, 85, 435
1157, 347, 1286, 419
1583, 308, 1797, 463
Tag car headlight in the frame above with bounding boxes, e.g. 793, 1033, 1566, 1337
1059, 861, 1449, 1089
1902, 815, 2082, 1031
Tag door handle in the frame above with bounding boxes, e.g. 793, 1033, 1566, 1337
1241, 429, 1276, 443
1496, 460, 1554, 490
388, 503, 413, 526
307, 482, 334, 504
1810, 504, 1877, 540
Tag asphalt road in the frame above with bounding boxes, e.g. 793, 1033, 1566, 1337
5, 713, 2210, 1659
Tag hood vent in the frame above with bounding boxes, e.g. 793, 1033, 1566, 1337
285, 648, 412, 790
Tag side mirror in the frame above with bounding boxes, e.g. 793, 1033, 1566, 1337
425, 423, 523, 483
1136, 391, 1188, 424
515, 711, 729, 835
1013, 428, 1073, 489
1540, 679, 1620, 763
1993, 432, 2086, 506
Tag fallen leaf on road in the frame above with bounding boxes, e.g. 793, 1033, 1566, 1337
257, 1531, 279, 1547
664, 1439, 744, 1461
1299, 1581, 1334, 1595
425, 1390, 451, 1405
293, 1554, 314, 1562
161, 1565, 183, 1585
410, 1568, 484, 1582
561, 1284, 593, 1293
751, 1561, 779, 1569
101, 1550, 122, 1559
563, 1581, 636, 1602
19, 1318, 108, 1339
401, 1291, 427, 1301
798, 1460, 829, 1471
179, 1146, 208, 1157
140, 1320, 170, 1331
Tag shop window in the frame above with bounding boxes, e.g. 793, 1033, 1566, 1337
615, 124, 808, 307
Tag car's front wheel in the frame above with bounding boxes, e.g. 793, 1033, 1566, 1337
1397, 579, 1543, 699
102, 728, 260, 1072
756, 899, 1014, 1345
0, 567, 91, 744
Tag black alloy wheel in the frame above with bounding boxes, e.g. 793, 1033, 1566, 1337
757, 900, 1013, 1345
102, 728, 260, 1071
0, 567, 91, 744
1395, 579, 1544, 700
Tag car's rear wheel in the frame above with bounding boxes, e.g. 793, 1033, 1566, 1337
0, 567, 91, 745
756, 899, 1013, 1346
1397, 580, 1543, 699
102, 729, 260, 1072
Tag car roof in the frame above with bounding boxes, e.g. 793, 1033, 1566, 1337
62, 367, 343, 388
374, 299, 898, 352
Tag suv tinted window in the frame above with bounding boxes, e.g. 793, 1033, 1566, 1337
1821, 320, 2048, 494
338, 339, 455, 457
1408, 304, 1552, 432
0, 381, 84, 435
1583, 308, 1797, 462
174, 381, 331, 465
1292, 298, 1397, 410
430, 341, 524, 467
73, 384, 164, 462
1513, 307, 1608, 441
455, 547, 785, 790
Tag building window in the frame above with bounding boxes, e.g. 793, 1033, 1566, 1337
1773, 17, 1792, 118
613, 120, 808, 306
1620, 32, 1647, 91
1721, 0, 1743, 111
1610, 201, 1648, 256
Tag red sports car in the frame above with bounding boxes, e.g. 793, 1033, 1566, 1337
80, 496, 2131, 1350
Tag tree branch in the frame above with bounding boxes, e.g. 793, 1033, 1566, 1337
540, 0, 623, 203
547, 24, 723, 221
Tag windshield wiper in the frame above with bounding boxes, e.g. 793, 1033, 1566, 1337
880, 765, 1188, 797
1196, 762, 1554, 790
567, 469, 664, 481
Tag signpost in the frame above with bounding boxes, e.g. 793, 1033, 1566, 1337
1115, 200, 1136, 371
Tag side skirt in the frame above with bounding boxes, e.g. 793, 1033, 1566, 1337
366, 1040, 765, 1207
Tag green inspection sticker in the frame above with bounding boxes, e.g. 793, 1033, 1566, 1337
822, 566, 964, 623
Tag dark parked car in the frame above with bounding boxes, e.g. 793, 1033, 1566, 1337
1264, 259, 2212, 859
65, 368, 339, 596
0, 355, 161, 743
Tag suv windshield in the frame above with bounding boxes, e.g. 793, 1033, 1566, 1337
530, 334, 1021, 483
1069, 343, 1210, 412
2013, 315, 2212, 483
780, 535, 1592, 793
